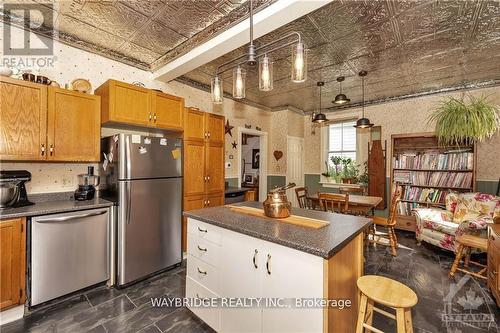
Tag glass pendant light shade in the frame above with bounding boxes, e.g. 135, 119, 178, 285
232, 66, 246, 99
291, 42, 307, 83
258, 54, 273, 91
211, 75, 223, 104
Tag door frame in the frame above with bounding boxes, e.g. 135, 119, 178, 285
236, 127, 268, 202
286, 136, 305, 207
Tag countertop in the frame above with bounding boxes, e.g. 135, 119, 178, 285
224, 187, 251, 195
0, 197, 114, 219
184, 201, 372, 259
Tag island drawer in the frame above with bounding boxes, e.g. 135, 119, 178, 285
187, 218, 222, 245
186, 277, 220, 332
187, 234, 220, 267
187, 254, 219, 294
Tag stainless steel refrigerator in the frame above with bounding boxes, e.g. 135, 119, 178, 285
101, 134, 182, 286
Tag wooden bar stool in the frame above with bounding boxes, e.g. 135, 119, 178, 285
356, 275, 418, 333
449, 234, 488, 280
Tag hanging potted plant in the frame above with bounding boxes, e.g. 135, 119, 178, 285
428, 95, 500, 146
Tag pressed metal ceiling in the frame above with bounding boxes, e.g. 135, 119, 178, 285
180, 0, 500, 113
0, 0, 272, 70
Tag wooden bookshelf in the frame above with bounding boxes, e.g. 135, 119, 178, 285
390, 132, 476, 232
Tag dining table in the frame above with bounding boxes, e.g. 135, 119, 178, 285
307, 193, 383, 215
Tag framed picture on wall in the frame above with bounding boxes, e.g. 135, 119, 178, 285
252, 149, 260, 169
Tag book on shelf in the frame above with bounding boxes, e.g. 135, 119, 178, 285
393, 151, 473, 170
400, 185, 448, 204
393, 170, 473, 188
397, 201, 445, 216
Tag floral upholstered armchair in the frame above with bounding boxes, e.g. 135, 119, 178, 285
414, 192, 500, 252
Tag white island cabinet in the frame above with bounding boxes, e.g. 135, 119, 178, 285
186, 217, 364, 333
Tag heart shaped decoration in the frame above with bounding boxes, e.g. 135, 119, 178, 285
273, 150, 283, 161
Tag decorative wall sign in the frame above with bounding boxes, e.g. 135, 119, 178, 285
273, 150, 283, 161
225, 120, 234, 137
255, 126, 261, 131
232, 141, 238, 149
245, 124, 252, 129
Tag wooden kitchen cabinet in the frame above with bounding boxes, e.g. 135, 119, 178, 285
0, 77, 47, 160
182, 109, 225, 251
47, 87, 100, 161
488, 225, 500, 306
0, 218, 26, 311
96, 79, 184, 131
0, 77, 101, 162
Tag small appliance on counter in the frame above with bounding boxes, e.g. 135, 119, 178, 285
0, 170, 34, 209
75, 166, 100, 201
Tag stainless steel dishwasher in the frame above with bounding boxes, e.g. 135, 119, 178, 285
31, 208, 109, 306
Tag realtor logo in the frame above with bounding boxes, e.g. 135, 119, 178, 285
3, 3, 54, 56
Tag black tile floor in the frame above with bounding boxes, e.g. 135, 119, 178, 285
1, 230, 499, 333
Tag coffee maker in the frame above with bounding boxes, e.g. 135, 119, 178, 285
74, 166, 100, 201
0, 170, 34, 209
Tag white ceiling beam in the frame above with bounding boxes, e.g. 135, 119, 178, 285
152, 0, 333, 82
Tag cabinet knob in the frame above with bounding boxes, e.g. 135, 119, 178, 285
197, 245, 207, 252
149, 112, 152, 121
41, 144, 45, 156
153, 113, 157, 122
266, 254, 271, 275
207, 200, 210, 206
197, 267, 207, 275
253, 249, 258, 269
207, 175, 210, 182
49, 144, 54, 156
208, 132, 211, 138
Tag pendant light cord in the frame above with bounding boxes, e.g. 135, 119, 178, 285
319, 84, 322, 113
361, 75, 365, 117
250, 0, 254, 47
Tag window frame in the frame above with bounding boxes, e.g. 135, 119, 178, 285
326, 120, 357, 162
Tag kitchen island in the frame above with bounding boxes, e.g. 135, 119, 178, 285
184, 202, 372, 333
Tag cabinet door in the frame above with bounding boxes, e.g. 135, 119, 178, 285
184, 108, 206, 141
206, 113, 224, 144
184, 140, 206, 196
0, 77, 47, 160
261, 240, 324, 333
488, 242, 500, 296
151, 91, 184, 130
111, 80, 150, 126
0, 218, 25, 310
47, 87, 100, 161
206, 142, 225, 194
207, 192, 224, 207
220, 229, 263, 333
183, 195, 206, 251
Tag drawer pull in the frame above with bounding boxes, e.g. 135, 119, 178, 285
197, 267, 207, 275
197, 245, 207, 252
266, 254, 271, 275
253, 249, 258, 269
198, 227, 207, 233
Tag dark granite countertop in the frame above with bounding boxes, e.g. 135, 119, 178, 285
224, 187, 251, 195
184, 201, 372, 259
0, 195, 114, 219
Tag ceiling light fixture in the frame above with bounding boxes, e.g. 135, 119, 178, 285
354, 70, 373, 129
211, 0, 306, 103
312, 81, 328, 123
333, 76, 350, 104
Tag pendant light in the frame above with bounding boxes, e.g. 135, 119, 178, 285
354, 70, 373, 128
291, 42, 307, 83
259, 54, 273, 91
211, 75, 223, 104
312, 81, 328, 123
333, 76, 350, 104
233, 66, 246, 99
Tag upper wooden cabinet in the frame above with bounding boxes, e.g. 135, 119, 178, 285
0, 77, 100, 162
96, 79, 184, 131
0, 218, 26, 311
47, 87, 100, 161
0, 77, 47, 160
206, 113, 225, 144
184, 107, 206, 141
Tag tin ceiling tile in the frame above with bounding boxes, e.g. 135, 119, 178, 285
118, 41, 162, 65
117, 0, 167, 17
131, 20, 187, 55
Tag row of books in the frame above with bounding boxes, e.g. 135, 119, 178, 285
397, 201, 444, 216
400, 185, 448, 204
394, 170, 473, 188
393, 152, 473, 170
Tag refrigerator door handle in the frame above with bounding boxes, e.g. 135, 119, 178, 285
126, 181, 132, 224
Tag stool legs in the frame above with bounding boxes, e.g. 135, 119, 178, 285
404, 309, 413, 333
450, 244, 464, 277
355, 294, 368, 333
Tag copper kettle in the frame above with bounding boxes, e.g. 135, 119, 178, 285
263, 183, 296, 218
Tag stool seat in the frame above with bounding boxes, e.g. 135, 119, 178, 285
455, 234, 488, 252
357, 275, 418, 308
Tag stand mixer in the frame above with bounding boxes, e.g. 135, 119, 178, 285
74, 166, 100, 201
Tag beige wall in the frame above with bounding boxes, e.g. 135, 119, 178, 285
304, 86, 500, 181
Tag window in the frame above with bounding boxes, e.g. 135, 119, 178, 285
327, 120, 357, 162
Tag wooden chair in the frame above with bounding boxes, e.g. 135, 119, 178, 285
294, 187, 310, 209
449, 234, 488, 280
367, 189, 401, 256
356, 275, 418, 333
339, 187, 365, 195
318, 193, 349, 214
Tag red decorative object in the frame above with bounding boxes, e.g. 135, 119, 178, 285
273, 150, 283, 161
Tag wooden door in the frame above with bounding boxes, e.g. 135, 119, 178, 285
184, 140, 206, 196
182, 195, 206, 251
184, 108, 206, 141
109, 80, 150, 126
151, 91, 184, 130
287, 136, 304, 207
206, 142, 225, 194
0, 218, 26, 310
47, 87, 100, 161
206, 192, 224, 207
206, 113, 224, 144
0, 77, 47, 160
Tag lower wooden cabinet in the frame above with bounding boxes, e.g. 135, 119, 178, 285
488, 226, 500, 306
0, 218, 26, 311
